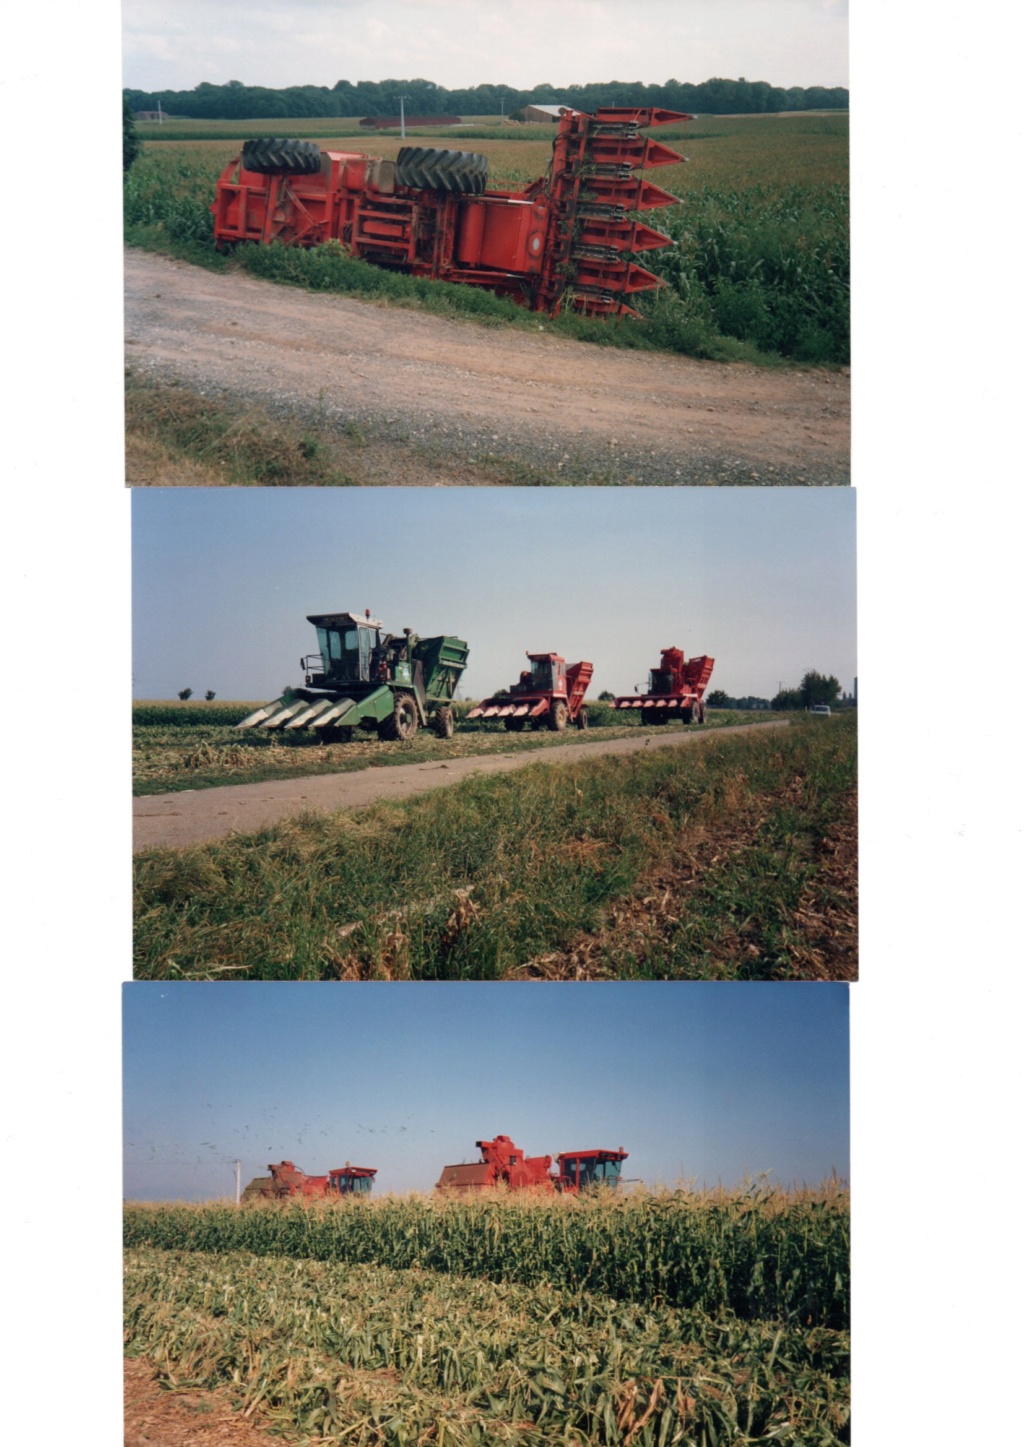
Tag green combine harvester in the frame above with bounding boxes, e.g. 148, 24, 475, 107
235, 610, 469, 741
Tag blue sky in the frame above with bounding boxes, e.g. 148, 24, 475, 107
122, 1, 849, 94
123, 982, 849, 1200
132, 487, 856, 702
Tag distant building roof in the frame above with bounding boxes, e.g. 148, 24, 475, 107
359, 114, 461, 130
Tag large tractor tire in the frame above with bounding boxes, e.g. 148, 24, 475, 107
380, 692, 419, 741
432, 705, 455, 739
395, 147, 489, 194
576, 708, 589, 731
548, 700, 568, 733
681, 706, 694, 724
241, 138, 322, 175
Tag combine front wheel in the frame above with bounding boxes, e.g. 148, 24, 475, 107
240, 138, 322, 175
549, 700, 568, 732
380, 692, 419, 741
432, 706, 454, 739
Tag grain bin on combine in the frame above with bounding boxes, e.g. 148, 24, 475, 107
211, 107, 691, 319
466, 653, 593, 732
612, 647, 714, 725
241, 1159, 377, 1202
235, 610, 469, 741
435, 1135, 628, 1194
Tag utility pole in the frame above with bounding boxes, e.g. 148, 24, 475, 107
398, 95, 409, 140
234, 1160, 242, 1205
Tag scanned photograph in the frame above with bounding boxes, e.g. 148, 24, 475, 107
132, 486, 857, 980
123, 1, 849, 485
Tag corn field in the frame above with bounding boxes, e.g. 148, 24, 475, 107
124, 1187, 850, 1444
124, 1186, 849, 1326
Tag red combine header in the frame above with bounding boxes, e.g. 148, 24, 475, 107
241, 1159, 377, 1202
211, 106, 690, 319
466, 652, 593, 731
613, 646, 714, 725
436, 1135, 628, 1194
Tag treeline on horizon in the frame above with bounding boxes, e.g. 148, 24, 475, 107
125, 75, 849, 121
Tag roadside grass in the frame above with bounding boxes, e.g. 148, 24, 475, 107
133, 701, 775, 794
133, 715, 855, 981
125, 370, 632, 487
125, 369, 360, 485
124, 112, 848, 365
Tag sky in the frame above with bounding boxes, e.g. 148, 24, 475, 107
132, 487, 855, 702
123, 981, 849, 1200
122, 0, 849, 94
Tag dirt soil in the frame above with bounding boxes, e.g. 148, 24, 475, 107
124, 250, 849, 486
134, 719, 788, 852
125, 1357, 280, 1447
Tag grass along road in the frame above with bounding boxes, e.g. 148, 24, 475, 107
134, 704, 779, 796
133, 716, 855, 981
134, 719, 787, 850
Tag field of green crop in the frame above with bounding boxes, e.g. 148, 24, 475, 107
124, 112, 848, 365
133, 714, 856, 981
124, 1186, 850, 1445
132, 699, 764, 795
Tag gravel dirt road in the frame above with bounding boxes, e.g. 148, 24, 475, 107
124, 250, 849, 486
134, 720, 788, 851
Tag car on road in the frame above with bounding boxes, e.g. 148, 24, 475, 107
809, 704, 832, 717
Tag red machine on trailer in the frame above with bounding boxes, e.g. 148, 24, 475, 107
466, 653, 593, 732
241, 1159, 377, 1202
435, 1135, 628, 1194
612, 647, 714, 725
211, 106, 691, 319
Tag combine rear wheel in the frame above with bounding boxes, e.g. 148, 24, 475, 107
241, 138, 322, 175
395, 147, 489, 194
576, 708, 589, 731
548, 700, 568, 732
432, 706, 454, 739
380, 692, 419, 741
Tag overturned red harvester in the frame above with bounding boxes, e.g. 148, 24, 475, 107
613, 646, 714, 724
467, 652, 593, 732
211, 107, 690, 318
241, 1159, 377, 1202
436, 1135, 628, 1194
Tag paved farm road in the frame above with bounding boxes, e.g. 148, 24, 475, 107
125, 250, 849, 486
134, 721, 788, 852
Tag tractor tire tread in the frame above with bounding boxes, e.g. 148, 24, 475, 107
395, 146, 489, 195
241, 138, 322, 176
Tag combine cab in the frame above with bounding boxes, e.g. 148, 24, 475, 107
241, 1159, 377, 1202
555, 1149, 629, 1193
613, 646, 714, 725
466, 653, 593, 732
212, 107, 691, 319
235, 610, 468, 741
436, 1134, 627, 1194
